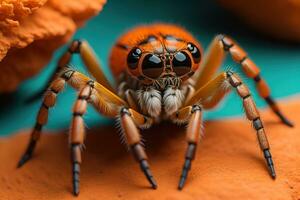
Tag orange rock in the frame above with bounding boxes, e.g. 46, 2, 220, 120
0, 0, 106, 92
218, 0, 300, 42
0, 99, 299, 199
0, 0, 47, 28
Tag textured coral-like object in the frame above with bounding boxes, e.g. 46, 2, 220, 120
218, 0, 300, 42
0, 0, 106, 92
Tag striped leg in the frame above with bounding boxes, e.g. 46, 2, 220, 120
18, 68, 107, 168
180, 71, 275, 188
28, 39, 114, 101
220, 35, 292, 127
194, 35, 293, 127
58, 40, 114, 91
70, 81, 94, 196
119, 108, 157, 189
173, 105, 203, 190
19, 66, 156, 194
17, 76, 67, 167
226, 71, 275, 178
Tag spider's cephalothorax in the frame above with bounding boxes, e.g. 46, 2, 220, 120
17, 23, 293, 196
110, 24, 203, 118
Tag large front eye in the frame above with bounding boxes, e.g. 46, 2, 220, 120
187, 43, 201, 63
172, 51, 192, 76
127, 47, 142, 69
142, 54, 163, 79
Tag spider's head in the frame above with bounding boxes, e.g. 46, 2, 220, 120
110, 24, 203, 89
126, 41, 201, 87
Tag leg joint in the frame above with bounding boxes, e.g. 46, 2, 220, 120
131, 143, 147, 161
253, 118, 263, 130
185, 143, 197, 160
239, 56, 248, 64
243, 94, 251, 99
34, 123, 42, 131
265, 96, 275, 105
50, 88, 59, 94
120, 107, 131, 116
254, 74, 262, 82
226, 70, 242, 87
217, 34, 234, 51
68, 40, 82, 54
78, 95, 89, 100
42, 103, 49, 109
87, 80, 95, 88
61, 69, 75, 81
191, 105, 202, 113
73, 112, 83, 117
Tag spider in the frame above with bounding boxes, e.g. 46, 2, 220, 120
17, 23, 293, 196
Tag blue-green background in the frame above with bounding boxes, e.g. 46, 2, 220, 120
1, 0, 300, 136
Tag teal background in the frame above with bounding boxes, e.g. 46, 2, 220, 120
0, 0, 300, 136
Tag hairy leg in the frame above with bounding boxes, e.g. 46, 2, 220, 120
119, 108, 157, 189
70, 81, 94, 196
171, 105, 203, 189
226, 71, 275, 177
193, 35, 292, 126
19, 67, 156, 195
28, 39, 115, 101
176, 71, 276, 189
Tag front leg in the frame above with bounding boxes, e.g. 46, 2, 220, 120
174, 71, 276, 190
119, 108, 157, 189
171, 105, 203, 189
226, 71, 275, 178
70, 81, 94, 196
194, 35, 293, 127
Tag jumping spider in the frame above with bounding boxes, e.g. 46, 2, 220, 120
17, 23, 293, 196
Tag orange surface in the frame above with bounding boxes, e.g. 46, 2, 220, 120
218, 0, 300, 42
0, 99, 299, 200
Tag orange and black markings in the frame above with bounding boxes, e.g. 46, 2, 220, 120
18, 24, 292, 196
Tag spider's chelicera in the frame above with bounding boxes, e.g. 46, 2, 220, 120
17, 23, 293, 196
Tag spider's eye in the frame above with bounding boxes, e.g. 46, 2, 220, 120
141, 54, 163, 79
187, 43, 201, 63
127, 47, 142, 69
172, 51, 192, 76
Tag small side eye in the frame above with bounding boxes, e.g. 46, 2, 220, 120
127, 47, 142, 69
187, 43, 201, 63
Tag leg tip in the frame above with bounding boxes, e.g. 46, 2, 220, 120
151, 182, 158, 190
178, 175, 187, 190
178, 185, 183, 190
73, 181, 80, 196
149, 176, 157, 190
275, 111, 294, 128
73, 190, 79, 197
178, 179, 185, 190
270, 170, 276, 179
139, 160, 158, 190
283, 120, 294, 128
17, 154, 31, 168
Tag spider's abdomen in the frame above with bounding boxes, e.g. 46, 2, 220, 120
109, 23, 202, 78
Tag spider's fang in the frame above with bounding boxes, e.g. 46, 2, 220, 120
263, 149, 276, 179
